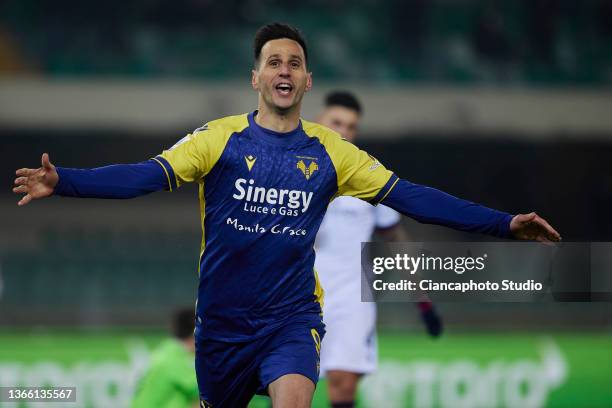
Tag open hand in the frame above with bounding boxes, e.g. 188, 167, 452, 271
13, 153, 59, 206
510, 212, 561, 243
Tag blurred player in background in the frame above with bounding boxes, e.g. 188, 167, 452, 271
315, 92, 442, 408
13, 23, 560, 408
132, 308, 199, 408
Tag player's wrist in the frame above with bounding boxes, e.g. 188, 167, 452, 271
501, 213, 515, 239
53, 167, 72, 196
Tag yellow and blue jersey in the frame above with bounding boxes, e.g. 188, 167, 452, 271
53, 109, 512, 344
154, 111, 397, 341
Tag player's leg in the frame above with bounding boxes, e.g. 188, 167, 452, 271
268, 373, 315, 408
259, 315, 325, 408
195, 336, 262, 407
320, 302, 377, 408
326, 370, 361, 407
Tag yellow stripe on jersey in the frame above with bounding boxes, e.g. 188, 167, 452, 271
378, 176, 400, 204
311, 328, 321, 355
159, 113, 250, 187
313, 268, 324, 309
159, 114, 250, 268
151, 157, 173, 192
198, 182, 207, 263
301, 119, 395, 202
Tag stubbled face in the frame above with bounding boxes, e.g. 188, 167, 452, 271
318, 106, 361, 142
252, 38, 312, 114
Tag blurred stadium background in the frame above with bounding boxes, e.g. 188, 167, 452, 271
1, 0, 611, 407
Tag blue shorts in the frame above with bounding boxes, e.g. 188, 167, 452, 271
195, 314, 325, 407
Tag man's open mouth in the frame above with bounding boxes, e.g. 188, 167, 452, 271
275, 83, 293, 96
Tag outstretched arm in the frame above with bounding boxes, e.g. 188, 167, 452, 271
380, 178, 561, 242
13, 153, 169, 205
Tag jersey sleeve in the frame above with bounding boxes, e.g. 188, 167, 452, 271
381, 178, 514, 238
374, 204, 401, 229
54, 161, 168, 199
329, 136, 398, 204
154, 124, 228, 190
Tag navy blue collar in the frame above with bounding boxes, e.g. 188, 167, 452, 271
248, 110, 306, 146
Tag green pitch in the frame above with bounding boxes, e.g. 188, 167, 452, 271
0, 330, 610, 407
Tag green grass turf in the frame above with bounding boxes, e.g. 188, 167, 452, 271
1, 330, 610, 407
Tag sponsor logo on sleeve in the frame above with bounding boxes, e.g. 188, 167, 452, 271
367, 153, 382, 171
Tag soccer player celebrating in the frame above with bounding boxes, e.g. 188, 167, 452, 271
13, 23, 560, 408
132, 308, 199, 408
314, 91, 442, 408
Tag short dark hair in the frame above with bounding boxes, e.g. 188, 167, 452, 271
172, 308, 195, 340
253, 23, 308, 67
325, 91, 362, 115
